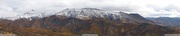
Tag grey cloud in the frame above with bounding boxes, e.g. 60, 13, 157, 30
149, 14, 171, 16
147, 4, 180, 12
163, 5, 180, 12
101, 5, 141, 11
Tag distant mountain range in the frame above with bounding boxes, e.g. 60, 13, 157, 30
147, 17, 180, 27
0, 8, 179, 36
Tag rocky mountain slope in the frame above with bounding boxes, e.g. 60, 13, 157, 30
0, 8, 179, 36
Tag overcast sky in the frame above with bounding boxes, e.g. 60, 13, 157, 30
0, 0, 180, 17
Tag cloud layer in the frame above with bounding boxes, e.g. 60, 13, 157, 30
0, 0, 180, 17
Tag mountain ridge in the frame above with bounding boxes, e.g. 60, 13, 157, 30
2, 8, 145, 21
147, 17, 180, 27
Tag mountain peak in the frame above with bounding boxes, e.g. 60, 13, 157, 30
3, 9, 49, 20
20, 9, 46, 18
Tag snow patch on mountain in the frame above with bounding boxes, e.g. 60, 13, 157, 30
2, 9, 52, 20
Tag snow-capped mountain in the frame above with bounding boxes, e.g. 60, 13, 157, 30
55, 8, 150, 23
3, 9, 51, 20
56, 8, 129, 19
20, 9, 46, 18
2, 8, 148, 23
